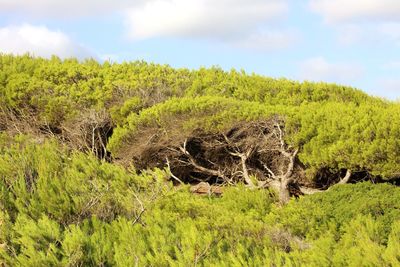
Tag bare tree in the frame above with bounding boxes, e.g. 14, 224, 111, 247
167, 120, 302, 203
61, 108, 112, 160
132, 118, 353, 204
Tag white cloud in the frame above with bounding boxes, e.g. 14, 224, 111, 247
233, 29, 300, 50
333, 23, 400, 46
1, 0, 295, 50
0, 24, 93, 59
310, 1, 400, 46
0, 0, 139, 17
124, 0, 292, 48
310, 0, 400, 24
299, 57, 364, 84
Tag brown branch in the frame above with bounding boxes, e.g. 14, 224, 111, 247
91, 125, 97, 154
225, 131, 257, 188
166, 157, 184, 185
179, 139, 225, 179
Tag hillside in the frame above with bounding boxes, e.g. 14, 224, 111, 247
0, 54, 399, 266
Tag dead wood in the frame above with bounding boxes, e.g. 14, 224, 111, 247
127, 119, 307, 202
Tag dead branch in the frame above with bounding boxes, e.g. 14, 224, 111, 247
166, 157, 184, 185
275, 123, 285, 151
299, 186, 324, 195
338, 169, 352, 184
283, 148, 299, 181
299, 169, 351, 195
257, 121, 300, 203
229, 147, 257, 189
130, 190, 146, 226
179, 139, 225, 179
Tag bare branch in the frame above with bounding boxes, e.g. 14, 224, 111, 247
166, 157, 184, 185
43, 118, 56, 137
91, 124, 98, 154
179, 139, 225, 179
260, 161, 277, 180
97, 129, 108, 159
299, 187, 324, 195
229, 147, 257, 189
130, 191, 146, 226
338, 169, 352, 185
283, 148, 299, 180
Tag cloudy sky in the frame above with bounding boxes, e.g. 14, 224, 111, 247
0, 0, 399, 99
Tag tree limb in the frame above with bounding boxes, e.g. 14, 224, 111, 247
130, 191, 146, 226
299, 186, 324, 195
166, 157, 184, 185
179, 139, 225, 179
229, 148, 256, 189
283, 148, 299, 180
338, 169, 352, 184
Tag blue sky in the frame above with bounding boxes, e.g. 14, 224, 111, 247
0, 0, 399, 99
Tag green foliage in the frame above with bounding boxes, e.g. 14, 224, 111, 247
2, 54, 398, 177
110, 96, 400, 179
384, 220, 400, 265
266, 182, 400, 240
12, 214, 62, 266
0, 136, 169, 224
1, 137, 399, 266
108, 96, 289, 154
287, 102, 400, 178
0, 54, 382, 129
1, 54, 400, 266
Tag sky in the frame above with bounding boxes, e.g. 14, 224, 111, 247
0, 0, 399, 99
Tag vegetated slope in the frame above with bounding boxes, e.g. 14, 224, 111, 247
0, 138, 399, 266
0, 54, 399, 266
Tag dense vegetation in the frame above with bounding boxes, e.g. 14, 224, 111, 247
0, 54, 399, 266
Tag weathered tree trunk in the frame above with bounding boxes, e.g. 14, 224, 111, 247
279, 180, 290, 204
266, 179, 291, 204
